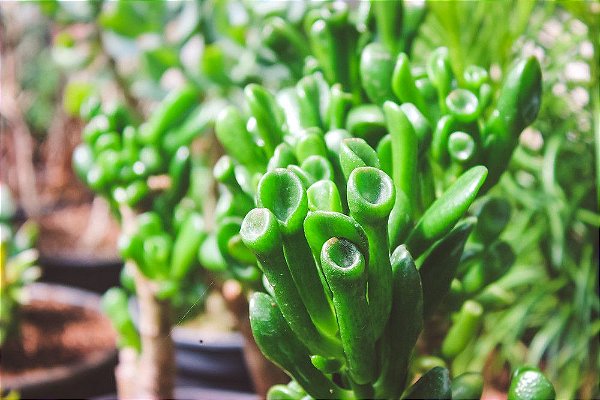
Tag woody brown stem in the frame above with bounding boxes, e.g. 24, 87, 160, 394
118, 206, 175, 400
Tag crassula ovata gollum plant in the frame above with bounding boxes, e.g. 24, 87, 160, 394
207, 6, 549, 392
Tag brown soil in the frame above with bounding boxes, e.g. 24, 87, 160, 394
36, 203, 120, 260
0, 299, 116, 378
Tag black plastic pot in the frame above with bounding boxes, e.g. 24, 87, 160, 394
128, 298, 254, 392
1, 283, 118, 399
173, 326, 254, 392
39, 255, 122, 294
94, 386, 259, 400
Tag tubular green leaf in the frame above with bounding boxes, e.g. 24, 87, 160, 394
215, 106, 267, 173
406, 166, 487, 258
307, 180, 343, 213
301, 155, 334, 183
249, 292, 347, 399
360, 43, 396, 106
257, 170, 337, 336
170, 212, 206, 281
268, 143, 298, 171
347, 167, 395, 339
139, 86, 197, 145
339, 138, 380, 182
419, 218, 476, 318
346, 105, 387, 148
375, 245, 423, 399
384, 101, 418, 222
441, 300, 483, 359
304, 211, 369, 267
295, 132, 328, 163
321, 238, 376, 385
245, 84, 285, 157
392, 53, 429, 118
241, 209, 342, 358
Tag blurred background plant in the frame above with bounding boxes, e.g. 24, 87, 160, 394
419, 2, 599, 399
0, 184, 40, 346
0, 0, 299, 215
414, 0, 536, 77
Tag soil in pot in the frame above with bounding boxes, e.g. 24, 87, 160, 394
37, 201, 123, 293
0, 284, 118, 399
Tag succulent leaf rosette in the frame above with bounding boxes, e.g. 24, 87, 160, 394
209, 1, 545, 392
209, 38, 549, 396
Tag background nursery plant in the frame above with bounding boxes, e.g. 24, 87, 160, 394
73, 87, 210, 399
444, 3, 600, 398
0, 184, 40, 347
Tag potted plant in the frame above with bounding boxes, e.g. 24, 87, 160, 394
0, 183, 117, 399
204, 1, 554, 396
37, 98, 136, 294
218, 80, 555, 400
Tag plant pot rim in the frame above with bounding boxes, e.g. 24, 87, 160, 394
38, 254, 122, 269
1, 282, 118, 393
172, 325, 244, 350
128, 297, 244, 349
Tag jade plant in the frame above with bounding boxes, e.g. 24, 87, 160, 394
211, 42, 541, 277
0, 184, 40, 346
209, 89, 553, 399
72, 88, 212, 398
207, 6, 548, 392
238, 148, 555, 399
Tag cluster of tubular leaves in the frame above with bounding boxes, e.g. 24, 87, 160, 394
0, 185, 40, 346
72, 87, 214, 216
211, 38, 541, 284
209, 19, 547, 396
211, 71, 491, 397
259, 0, 542, 199
258, 1, 426, 85
211, 74, 555, 397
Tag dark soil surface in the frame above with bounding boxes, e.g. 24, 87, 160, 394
36, 203, 120, 260
0, 299, 116, 379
